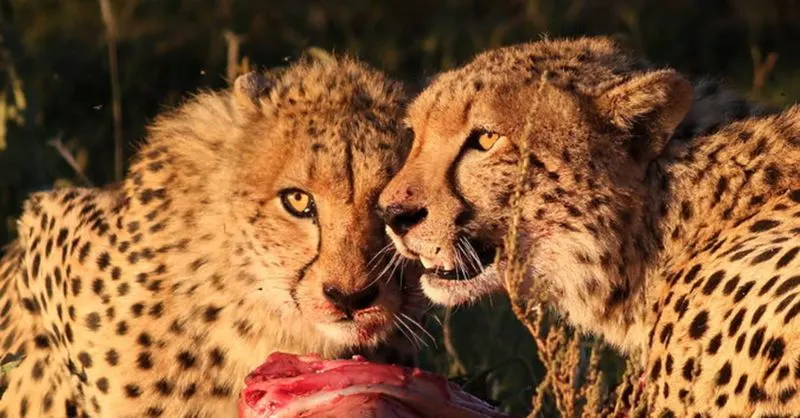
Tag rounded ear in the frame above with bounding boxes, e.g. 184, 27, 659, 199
596, 70, 693, 161
233, 71, 274, 116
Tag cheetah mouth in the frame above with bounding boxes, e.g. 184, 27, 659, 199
317, 314, 394, 347
422, 238, 498, 281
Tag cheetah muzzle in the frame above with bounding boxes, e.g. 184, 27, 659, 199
380, 200, 505, 306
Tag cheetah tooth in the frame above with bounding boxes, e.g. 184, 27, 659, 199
420, 257, 435, 269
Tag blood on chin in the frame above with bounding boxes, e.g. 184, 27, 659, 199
315, 318, 391, 347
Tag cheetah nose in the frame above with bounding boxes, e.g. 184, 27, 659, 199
379, 203, 428, 236
322, 283, 380, 318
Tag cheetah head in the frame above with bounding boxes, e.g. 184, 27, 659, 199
378, 37, 692, 308
213, 57, 419, 349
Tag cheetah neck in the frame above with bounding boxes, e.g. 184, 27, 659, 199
544, 107, 800, 356
641, 108, 800, 346
509, 84, 784, 356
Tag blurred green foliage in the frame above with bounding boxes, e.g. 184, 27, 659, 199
1, 0, 799, 247
418, 297, 544, 414
0, 0, 798, 415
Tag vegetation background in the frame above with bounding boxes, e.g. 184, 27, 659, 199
0, 0, 798, 416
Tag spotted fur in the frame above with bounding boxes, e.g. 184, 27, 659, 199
378, 36, 800, 416
0, 56, 421, 417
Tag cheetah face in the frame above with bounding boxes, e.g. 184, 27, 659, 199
234, 180, 412, 348
377, 78, 539, 306
378, 43, 692, 308
227, 66, 418, 349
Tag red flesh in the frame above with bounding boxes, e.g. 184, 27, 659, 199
239, 352, 513, 418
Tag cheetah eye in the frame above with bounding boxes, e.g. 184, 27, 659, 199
279, 188, 316, 218
466, 129, 505, 152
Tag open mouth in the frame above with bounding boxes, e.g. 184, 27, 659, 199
422, 237, 498, 281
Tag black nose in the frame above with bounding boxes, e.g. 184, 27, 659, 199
323, 283, 380, 317
380, 204, 428, 236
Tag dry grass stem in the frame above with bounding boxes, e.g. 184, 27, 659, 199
98, 0, 124, 181
750, 46, 779, 98
47, 136, 93, 186
442, 307, 467, 376
224, 30, 248, 83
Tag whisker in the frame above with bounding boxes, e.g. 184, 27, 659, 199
461, 237, 484, 275
423, 311, 444, 328
398, 258, 407, 288
368, 244, 392, 270
367, 243, 394, 273
385, 253, 403, 285
454, 242, 466, 281
365, 250, 396, 289
405, 319, 427, 349
373, 251, 399, 283
458, 238, 480, 275
397, 313, 425, 347
453, 243, 460, 281
394, 314, 424, 349
392, 316, 419, 350
461, 237, 482, 265
400, 312, 437, 347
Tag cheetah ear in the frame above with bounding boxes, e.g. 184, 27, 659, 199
596, 70, 693, 161
233, 71, 274, 116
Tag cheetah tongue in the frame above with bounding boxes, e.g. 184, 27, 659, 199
238, 352, 512, 418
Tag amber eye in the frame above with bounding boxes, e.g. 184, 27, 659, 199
279, 188, 316, 218
467, 130, 504, 151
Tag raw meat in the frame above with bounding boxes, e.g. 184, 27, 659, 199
239, 352, 514, 418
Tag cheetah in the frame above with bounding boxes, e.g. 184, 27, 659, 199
0, 55, 423, 417
377, 36, 800, 416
